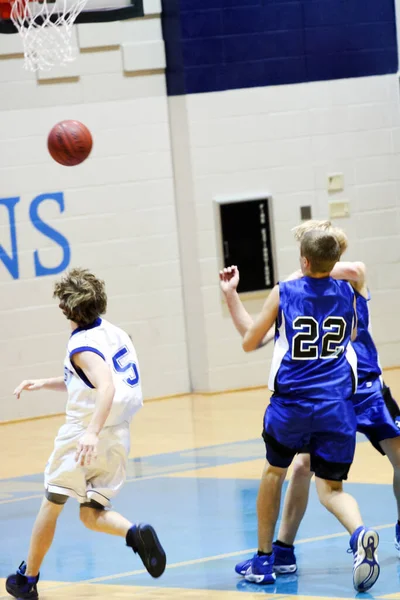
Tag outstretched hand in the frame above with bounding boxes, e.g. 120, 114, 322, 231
14, 379, 46, 399
219, 265, 240, 294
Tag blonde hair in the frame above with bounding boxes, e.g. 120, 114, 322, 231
54, 268, 107, 327
292, 220, 348, 256
301, 230, 341, 274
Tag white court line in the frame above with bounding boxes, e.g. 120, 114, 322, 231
0, 522, 394, 598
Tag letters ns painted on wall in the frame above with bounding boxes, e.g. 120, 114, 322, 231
0, 192, 71, 280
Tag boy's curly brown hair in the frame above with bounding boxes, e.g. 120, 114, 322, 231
54, 268, 107, 327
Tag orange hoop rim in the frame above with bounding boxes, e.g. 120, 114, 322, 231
0, 0, 46, 20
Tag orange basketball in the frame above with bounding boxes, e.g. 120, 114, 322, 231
47, 120, 93, 166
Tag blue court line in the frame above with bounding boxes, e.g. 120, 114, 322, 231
0, 438, 266, 503
0, 433, 369, 504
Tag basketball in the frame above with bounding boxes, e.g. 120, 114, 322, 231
47, 120, 93, 167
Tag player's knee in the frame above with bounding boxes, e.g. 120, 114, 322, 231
80, 506, 97, 529
45, 491, 69, 506
292, 454, 311, 480
316, 477, 342, 507
380, 437, 400, 468
80, 501, 105, 529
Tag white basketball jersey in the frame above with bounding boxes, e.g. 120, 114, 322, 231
63, 318, 143, 427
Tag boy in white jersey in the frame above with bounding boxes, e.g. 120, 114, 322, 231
6, 269, 166, 600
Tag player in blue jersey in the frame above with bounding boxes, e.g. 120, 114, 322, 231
235, 221, 400, 577
220, 229, 380, 592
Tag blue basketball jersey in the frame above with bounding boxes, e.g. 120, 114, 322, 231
268, 277, 357, 401
352, 291, 381, 385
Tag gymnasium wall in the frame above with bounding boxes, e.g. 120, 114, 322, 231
1, 0, 400, 421
0, 0, 190, 421
162, 0, 400, 391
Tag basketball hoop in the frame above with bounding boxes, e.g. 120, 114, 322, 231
0, 0, 89, 71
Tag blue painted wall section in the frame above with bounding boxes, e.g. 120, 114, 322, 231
161, 0, 398, 95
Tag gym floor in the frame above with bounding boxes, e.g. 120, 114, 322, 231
1, 370, 400, 600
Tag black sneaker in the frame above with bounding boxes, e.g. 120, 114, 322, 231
6, 562, 39, 600
126, 524, 166, 578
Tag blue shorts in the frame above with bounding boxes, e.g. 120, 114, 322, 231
354, 378, 400, 454
263, 395, 357, 481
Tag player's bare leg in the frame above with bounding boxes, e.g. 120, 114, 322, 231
315, 477, 379, 592
80, 505, 132, 536
380, 437, 400, 520
6, 497, 65, 600
80, 505, 166, 578
276, 453, 312, 545
315, 477, 362, 533
257, 462, 287, 553
26, 498, 65, 576
241, 462, 287, 585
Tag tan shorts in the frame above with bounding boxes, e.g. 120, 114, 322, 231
44, 421, 130, 508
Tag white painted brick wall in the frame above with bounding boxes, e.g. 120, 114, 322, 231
0, 14, 188, 421
2, 14, 400, 416
181, 74, 400, 390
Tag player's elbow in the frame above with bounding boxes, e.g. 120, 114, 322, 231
242, 336, 256, 353
350, 261, 366, 282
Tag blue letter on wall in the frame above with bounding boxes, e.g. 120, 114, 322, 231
30, 192, 71, 277
0, 197, 20, 280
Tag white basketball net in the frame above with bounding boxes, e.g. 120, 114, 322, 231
10, 0, 89, 71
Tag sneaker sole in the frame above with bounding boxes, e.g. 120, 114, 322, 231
5, 582, 38, 600
353, 529, 380, 592
236, 564, 297, 576
274, 564, 297, 574
137, 524, 166, 578
244, 572, 276, 585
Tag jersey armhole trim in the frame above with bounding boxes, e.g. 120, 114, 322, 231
69, 346, 106, 361
69, 346, 105, 389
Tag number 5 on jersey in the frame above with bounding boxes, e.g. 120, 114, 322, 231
112, 346, 140, 387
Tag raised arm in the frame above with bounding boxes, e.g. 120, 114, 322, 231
219, 266, 254, 337
14, 376, 66, 399
330, 261, 367, 296
243, 285, 280, 352
220, 266, 277, 348
72, 351, 115, 466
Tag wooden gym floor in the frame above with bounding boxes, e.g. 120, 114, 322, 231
1, 369, 400, 600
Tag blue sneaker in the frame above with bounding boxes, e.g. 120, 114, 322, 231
350, 527, 380, 592
6, 562, 39, 600
235, 557, 252, 576
244, 553, 276, 585
235, 543, 297, 576
395, 522, 400, 556
273, 543, 297, 574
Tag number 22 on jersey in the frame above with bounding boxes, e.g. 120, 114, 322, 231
292, 316, 346, 360
112, 346, 139, 387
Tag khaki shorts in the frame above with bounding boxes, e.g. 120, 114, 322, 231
44, 421, 130, 508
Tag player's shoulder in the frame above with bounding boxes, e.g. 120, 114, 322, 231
102, 319, 136, 353
331, 278, 355, 299
102, 319, 131, 339
67, 317, 105, 352
279, 277, 303, 290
